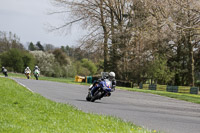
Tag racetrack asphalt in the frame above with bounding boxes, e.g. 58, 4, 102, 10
13, 78, 200, 133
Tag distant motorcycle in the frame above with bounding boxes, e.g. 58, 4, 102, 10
86, 79, 114, 102
34, 69, 40, 80
25, 71, 31, 79
2, 69, 8, 77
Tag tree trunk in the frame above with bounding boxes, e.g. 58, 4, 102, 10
186, 0, 194, 86
188, 41, 195, 86
100, 0, 108, 72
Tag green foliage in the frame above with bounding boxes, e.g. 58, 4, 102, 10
22, 51, 35, 71
65, 45, 74, 57
147, 55, 175, 84
67, 65, 76, 77
0, 58, 1, 68
74, 59, 97, 76
28, 41, 44, 51
96, 59, 104, 73
53, 49, 70, 66
0, 49, 35, 73
51, 63, 62, 77
0, 49, 24, 72
36, 41, 44, 51
31, 51, 57, 76
30, 51, 74, 78
81, 58, 97, 75
79, 66, 91, 76
28, 42, 36, 51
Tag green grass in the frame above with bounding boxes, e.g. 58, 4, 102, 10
0, 72, 25, 78
0, 72, 89, 85
117, 86, 200, 104
0, 77, 154, 133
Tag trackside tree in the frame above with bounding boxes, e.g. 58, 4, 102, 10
49, 0, 200, 86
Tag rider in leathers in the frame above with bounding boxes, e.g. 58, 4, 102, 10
91, 72, 116, 96
33, 66, 40, 72
24, 67, 31, 74
1, 67, 8, 77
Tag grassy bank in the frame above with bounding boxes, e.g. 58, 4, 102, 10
0, 77, 153, 133
117, 86, 200, 104
0, 72, 88, 85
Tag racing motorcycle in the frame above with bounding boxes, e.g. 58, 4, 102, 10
86, 79, 114, 102
2, 69, 8, 77
25, 71, 31, 79
34, 69, 40, 80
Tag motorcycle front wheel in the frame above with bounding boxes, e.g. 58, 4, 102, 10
35, 75, 38, 80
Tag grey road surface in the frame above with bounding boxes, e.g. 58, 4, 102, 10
13, 78, 200, 133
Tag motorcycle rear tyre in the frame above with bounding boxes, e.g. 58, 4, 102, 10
91, 93, 101, 102
86, 94, 91, 101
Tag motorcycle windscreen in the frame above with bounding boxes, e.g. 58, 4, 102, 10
102, 79, 112, 89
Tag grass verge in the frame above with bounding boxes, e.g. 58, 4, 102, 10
0, 73, 88, 85
117, 86, 200, 104
0, 77, 154, 133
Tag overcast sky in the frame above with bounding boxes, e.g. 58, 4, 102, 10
0, 0, 85, 48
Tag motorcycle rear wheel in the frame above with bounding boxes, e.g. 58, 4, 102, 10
86, 93, 91, 101
91, 93, 101, 102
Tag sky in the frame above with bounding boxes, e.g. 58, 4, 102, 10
0, 0, 85, 48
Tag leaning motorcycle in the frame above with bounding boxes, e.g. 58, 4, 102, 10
86, 79, 114, 102
34, 69, 40, 80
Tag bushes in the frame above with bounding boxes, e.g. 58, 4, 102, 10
31, 51, 59, 77
0, 48, 98, 78
22, 52, 35, 70
74, 59, 97, 76
81, 59, 97, 75
147, 55, 175, 84
30, 51, 76, 78
0, 49, 35, 73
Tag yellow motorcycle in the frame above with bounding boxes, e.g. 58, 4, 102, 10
25, 71, 31, 79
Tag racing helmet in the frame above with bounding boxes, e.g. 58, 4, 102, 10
109, 72, 115, 79
35, 66, 38, 69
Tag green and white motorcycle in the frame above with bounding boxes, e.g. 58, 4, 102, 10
34, 69, 40, 80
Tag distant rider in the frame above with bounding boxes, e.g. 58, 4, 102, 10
91, 72, 116, 96
1, 66, 8, 77
1, 67, 4, 73
33, 66, 40, 72
24, 67, 31, 74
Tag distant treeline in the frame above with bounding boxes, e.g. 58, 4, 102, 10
0, 31, 100, 78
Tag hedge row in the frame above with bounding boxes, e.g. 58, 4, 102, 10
139, 84, 199, 95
